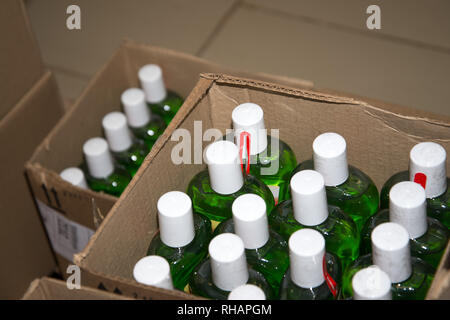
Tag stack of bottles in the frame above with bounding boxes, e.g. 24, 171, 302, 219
130, 102, 448, 300
59, 64, 184, 196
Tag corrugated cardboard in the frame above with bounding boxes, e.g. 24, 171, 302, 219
74, 73, 450, 300
25, 40, 314, 280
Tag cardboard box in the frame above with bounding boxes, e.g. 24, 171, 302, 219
25, 40, 314, 280
22, 277, 131, 300
74, 73, 450, 300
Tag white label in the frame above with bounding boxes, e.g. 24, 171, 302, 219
268, 185, 280, 204
36, 199, 95, 262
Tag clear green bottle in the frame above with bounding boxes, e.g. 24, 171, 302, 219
360, 181, 448, 269
186, 140, 275, 230
379, 142, 450, 229
342, 222, 435, 300
138, 64, 183, 125
189, 233, 275, 300
212, 194, 289, 293
230, 103, 297, 203
133, 255, 174, 290
82, 137, 131, 197
291, 133, 379, 232
279, 229, 341, 300
351, 266, 392, 300
121, 88, 166, 150
269, 170, 359, 271
146, 191, 211, 291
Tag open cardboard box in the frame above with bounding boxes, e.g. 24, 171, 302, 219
73, 73, 450, 299
25, 40, 314, 279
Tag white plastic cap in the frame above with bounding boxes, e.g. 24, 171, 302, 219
60, 167, 88, 189
157, 191, 195, 248
289, 229, 325, 288
83, 137, 114, 179
121, 88, 151, 128
313, 132, 349, 186
102, 112, 133, 152
352, 266, 392, 300
133, 255, 174, 290
138, 64, 167, 103
228, 284, 266, 300
409, 142, 447, 198
371, 222, 412, 283
290, 170, 329, 226
209, 233, 249, 291
205, 140, 244, 195
389, 181, 427, 239
232, 103, 268, 155
232, 194, 269, 249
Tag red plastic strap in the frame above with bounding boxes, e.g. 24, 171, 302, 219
323, 255, 338, 298
413, 172, 427, 190
239, 131, 251, 175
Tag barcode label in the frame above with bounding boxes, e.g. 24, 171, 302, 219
36, 199, 95, 262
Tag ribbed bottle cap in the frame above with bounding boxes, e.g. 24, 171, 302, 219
157, 191, 195, 248
313, 132, 349, 186
138, 64, 167, 103
209, 233, 249, 291
232, 194, 269, 249
102, 112, 133, 152
82, 137, 114, 179
409, 142, 447, 198
290, 170, 329, 226
205, 140, 244, 195
60, 167, 88, 189
121, 88, 151, 128
232, 103, 268, 155
133, 255, 174, 290
389, 181, 427, 239
289, 229, 325, 288
371, 222, 412, 283
352, 265, 392, 300
228, 284, 266, 300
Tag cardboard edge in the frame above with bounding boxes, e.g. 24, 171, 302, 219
426, 241, 450, 300
21, 278, 44, 300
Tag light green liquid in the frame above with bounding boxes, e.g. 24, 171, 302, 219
147, 90, 183, 125
111, 140, 149, 177
82, 163, 131, 197
130, 114, 166, 150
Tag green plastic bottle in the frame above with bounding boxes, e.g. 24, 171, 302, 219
350, 266, 392, 300
279, 229, 341, 300
186, 140, 275, 230
102, 111, 149, 177
269, 170, 359, 271
189, 233, 275, 300
379, 142, 450, 229
121, 88, 166, 150
212, 194, 289, 293
360, 181, 448, 269
146, 191, 211, 291
82, 137, 131, 196
138, 64, 183, 125
230, 103, 297, 203
291, 133, 379, 232
342, 222, 435, 300
133, 255, 174, 290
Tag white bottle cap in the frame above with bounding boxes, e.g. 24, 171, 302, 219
121, 88, 151, 128
60, 167, 88, 189
228, 284, 266, 300
209, 233, 249, 292
352, 265, 392, 300
232, 194, 269, 249
389, 181, 427, 239
133, 255, 174, 290
313, 132, 349, 186
409, 142, 447, 198
83, 137, 114, 179
288, 229, 325, 288
371, 222, 412, 283
157, 191, 195, 248
102, 112, 133, 152
138, 64, 167, 104
290, 170, 329, 226
205, 140, 244, 195
231, 103, 268, 155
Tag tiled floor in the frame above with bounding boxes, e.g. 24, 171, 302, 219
26, 0, 450, 116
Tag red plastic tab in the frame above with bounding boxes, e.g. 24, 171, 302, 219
239, 131, 251, 175
413, 172, 427, 190
323, 256, 338, 298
